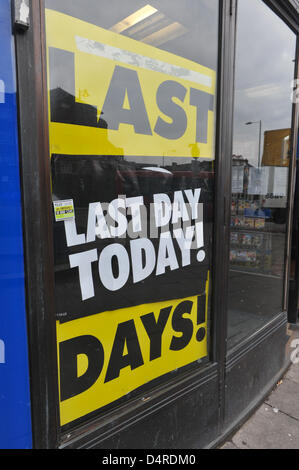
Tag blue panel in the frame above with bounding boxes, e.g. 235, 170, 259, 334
0, 0, 32, 449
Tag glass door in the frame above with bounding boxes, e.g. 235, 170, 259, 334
227, 0, 297, 349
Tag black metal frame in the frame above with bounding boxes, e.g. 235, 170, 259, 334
212, 0, 237, 429
13, 0, 299, 449
287, 36, 299, 323
14, 0, 60, 448
284, 35, 299, 316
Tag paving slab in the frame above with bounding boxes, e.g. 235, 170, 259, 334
221, 441, 239, 449
221, 330, 299, 449
265, 378, 299, 421
285, 365, 299, 384
230, 405, 299, 449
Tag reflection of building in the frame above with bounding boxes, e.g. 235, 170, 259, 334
232, 155, 252, 194
232, 154, 249, 166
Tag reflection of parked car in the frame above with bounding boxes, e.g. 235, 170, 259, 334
116, 168, 215, 222
115, 168, 173, 204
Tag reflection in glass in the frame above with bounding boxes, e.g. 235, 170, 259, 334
228, 0, 296, 348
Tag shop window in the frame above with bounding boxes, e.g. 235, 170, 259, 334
228, 0, 296, 348
44, 0, 219, 429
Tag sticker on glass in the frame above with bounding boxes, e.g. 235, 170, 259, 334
53, 199, 75, 222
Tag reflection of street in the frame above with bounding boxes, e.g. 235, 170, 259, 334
229, 147, 289, 346
270, 230, 286, 277
228, 215, 287, 348
228, 267, 285, 349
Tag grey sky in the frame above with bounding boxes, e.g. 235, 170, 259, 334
233, 0, 296, 166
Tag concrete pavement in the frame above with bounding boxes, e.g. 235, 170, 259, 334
221, 327, 299, 449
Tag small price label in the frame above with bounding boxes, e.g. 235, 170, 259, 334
53, 199, 75, 222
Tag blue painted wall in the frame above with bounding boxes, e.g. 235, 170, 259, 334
0, 0, 32, 449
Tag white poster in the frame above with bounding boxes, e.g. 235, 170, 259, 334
248, 167, 269, 195
232, 166, 244, 193
273, 167, 288, 197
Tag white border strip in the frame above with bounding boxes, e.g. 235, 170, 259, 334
75, 36, 212, 88
0, 80, 5, 104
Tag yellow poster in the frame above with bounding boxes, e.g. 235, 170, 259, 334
57, 276, 209, 426
46, 9, 216, 159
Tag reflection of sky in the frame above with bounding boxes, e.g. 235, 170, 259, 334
46, 0, 218, 69
233, 0, 296, 167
